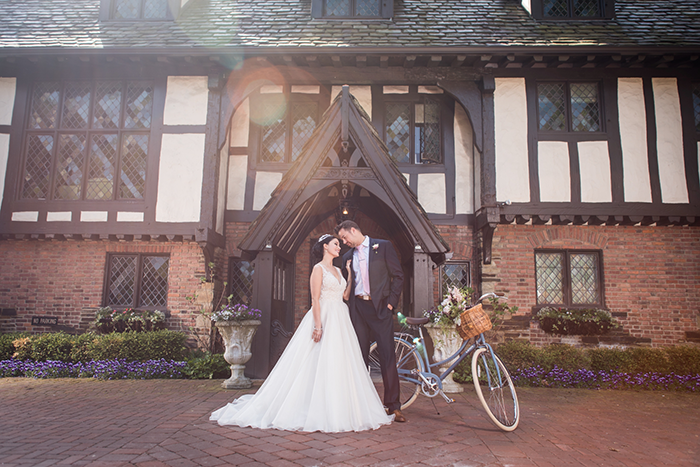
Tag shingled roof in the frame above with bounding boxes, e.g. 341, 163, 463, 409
1, 0, 699, 52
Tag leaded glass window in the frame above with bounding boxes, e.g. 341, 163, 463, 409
384, 95, 443, 164
106, 254, 169, 309
440, 262, 470, 297
536, 250, 602, 306
538, 81, 601, 133
542, 0, 603, 18
323, 0, 381, 17
229, 259, 255, 306
112, 0, 169, 20
255, 90, 319, 164
21, 80, 153, 201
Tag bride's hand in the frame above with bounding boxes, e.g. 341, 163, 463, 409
312, 326, 323, 343
345, 259, 352, 275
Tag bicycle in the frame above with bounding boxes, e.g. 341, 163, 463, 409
369, 292, 520, 431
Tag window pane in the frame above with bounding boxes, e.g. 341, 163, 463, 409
417, 99, 441, 163
536, 252, 564, 304
543, 0, 568, 17
356, 0, 380, 16
140, 256, 169, 307
291, 102, 317, 161
570, 253, 599, 304
260, 95, 287, 162
325, 0, 351, 16
538, 83, 566, 131
119, 134, 148, 199
442, 263, 470, 296
22, 135, 54, 199
143, 0, 168, 19
230, 260, 254, 305
570, 83, 600, 132
61, 83, 91, 129
692, 83, 700, 132
574, 0, 600, 17
87, 134, 117, 200
93, 82, 122, 129
30, 82, 60, 129
386, 102, 411, 164
108, 255, 137, 306
113, 0, 140, 19
124, 82, 153, 129
54, 134, 86, 200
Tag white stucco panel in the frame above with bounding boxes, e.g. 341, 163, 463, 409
253, 171, 283, 211
617, 78, 652, 203
81, 211, 108, 222
0, 134, 9, 210
495, 78, 530, 202
163, 76, 209, 126
156, 133, 206, 222
652, 78, 688, 204
230, 98, 250, 147
417, 173, 447, 214
227, 155, 248, 210
454, 105, 474, 214
47, 211, 72, 222
538, 141, 570, 202
331, 86, 371, 118
578, 141, 612, 203
12, 211, 38, 222
0, 78, 17, 126
117, 212, 144, 222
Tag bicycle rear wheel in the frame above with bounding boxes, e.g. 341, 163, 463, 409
471, 347, 519, 431
369, 336, 422, 410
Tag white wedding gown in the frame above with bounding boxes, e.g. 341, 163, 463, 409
210, 264, 393, 432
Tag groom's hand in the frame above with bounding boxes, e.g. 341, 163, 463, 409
387, 304, 393, 311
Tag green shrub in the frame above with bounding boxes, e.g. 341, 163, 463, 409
184, 351, 230, 379
30, 332, 75, 362
626, 347, 669, 374
495, 340, 548, 370
588, 347, 633, 372
0, 332, 29, 360
86, 330, 187, 361
665, 346, 700, 375
540, 343, 591, 372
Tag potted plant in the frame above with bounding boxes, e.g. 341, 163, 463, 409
128, 310, 146, 332
422, 286, 475, 393
212, 303, 262, 389
143, 310, 166, 331
93, 307, 114, 334
536, 307, 618, 336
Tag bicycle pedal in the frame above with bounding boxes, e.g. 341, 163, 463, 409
439, 391, 455, 404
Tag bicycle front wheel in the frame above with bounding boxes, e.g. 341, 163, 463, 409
369, 336, 422, 410
471, 347, 520, 431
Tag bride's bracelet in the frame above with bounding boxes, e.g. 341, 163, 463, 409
313, 326, 322, 331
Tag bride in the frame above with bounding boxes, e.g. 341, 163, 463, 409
210, 234, 393, 432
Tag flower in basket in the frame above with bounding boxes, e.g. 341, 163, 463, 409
212, 303, 262, 323
111, 308, 134, 322
144, 310, 166, 324
424, 286, 474, 327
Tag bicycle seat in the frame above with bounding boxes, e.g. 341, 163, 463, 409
405, 317, 430, 326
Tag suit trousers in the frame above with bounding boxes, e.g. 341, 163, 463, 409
351, 298, 401, 412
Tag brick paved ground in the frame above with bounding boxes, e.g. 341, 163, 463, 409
0, 378, 697, 466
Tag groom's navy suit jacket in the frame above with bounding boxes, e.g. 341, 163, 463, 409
342, 237, 404, 319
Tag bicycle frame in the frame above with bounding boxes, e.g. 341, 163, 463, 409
396, 329, 503, 394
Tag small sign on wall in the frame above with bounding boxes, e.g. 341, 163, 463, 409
31, 316, 58, 326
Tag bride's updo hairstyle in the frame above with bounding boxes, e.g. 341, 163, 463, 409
311, 234, 336, 264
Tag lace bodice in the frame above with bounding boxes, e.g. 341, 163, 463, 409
318, 264, 346, 303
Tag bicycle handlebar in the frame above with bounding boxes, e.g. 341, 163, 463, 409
476, 292, 507, 303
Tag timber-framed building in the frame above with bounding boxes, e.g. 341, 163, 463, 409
1, 0, 699, 377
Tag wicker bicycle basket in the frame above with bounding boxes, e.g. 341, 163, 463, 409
456, 304, 492, 340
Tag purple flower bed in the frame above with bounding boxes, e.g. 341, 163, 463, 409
511, 365, 700, 392
0, 359, 187, 380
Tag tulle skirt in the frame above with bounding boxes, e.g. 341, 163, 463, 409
210, 298, 393, 432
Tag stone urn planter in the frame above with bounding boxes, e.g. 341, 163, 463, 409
215, 320, 261, 389
424, 324, 464, 393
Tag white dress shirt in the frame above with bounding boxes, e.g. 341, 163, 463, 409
353, 236, 370, 296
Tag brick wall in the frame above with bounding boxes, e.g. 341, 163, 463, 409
0, 239, 207, 336
489, 224, 700, 347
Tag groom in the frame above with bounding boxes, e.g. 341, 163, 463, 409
335, 220, 406, 422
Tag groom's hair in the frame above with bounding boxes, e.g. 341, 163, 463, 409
334, 220, 361, 235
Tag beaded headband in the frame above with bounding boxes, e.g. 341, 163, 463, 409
318, 234, 333, 243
